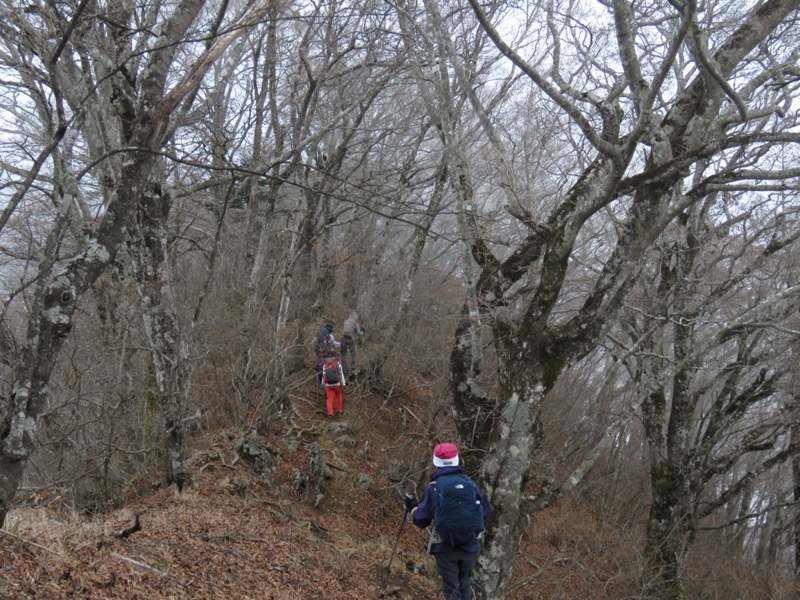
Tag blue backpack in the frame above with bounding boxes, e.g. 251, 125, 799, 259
433, 473, 484, 547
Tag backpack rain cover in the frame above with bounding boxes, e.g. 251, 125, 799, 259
323, 357, 340, 384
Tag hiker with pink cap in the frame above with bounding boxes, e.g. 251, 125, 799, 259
403, 443, 492, 600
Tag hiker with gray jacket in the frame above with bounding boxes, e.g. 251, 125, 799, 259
340, 311, 365, 374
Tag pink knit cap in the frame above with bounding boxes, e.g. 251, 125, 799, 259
433, 443, 459, 467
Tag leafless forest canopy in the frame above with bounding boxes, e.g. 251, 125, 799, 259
1, 0, 800, 598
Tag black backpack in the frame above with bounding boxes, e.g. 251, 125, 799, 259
433, 473, 484, 547
314, 328, 329, 354
323, 357, 341, 384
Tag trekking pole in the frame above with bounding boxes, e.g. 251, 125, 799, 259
426, 524, 436, 555
386, 505, 408, 576
382, 494, 417, 594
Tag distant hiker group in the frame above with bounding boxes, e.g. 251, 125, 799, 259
404, 443, 492, 600
311, 313, 365, 418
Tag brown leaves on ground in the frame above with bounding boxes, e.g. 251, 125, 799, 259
5, 378, 772, 599
0, 383, 439, 600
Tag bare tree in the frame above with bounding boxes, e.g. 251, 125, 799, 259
0, 0, 276, 526
427, 1, 800, 597
613, 190, 800, 596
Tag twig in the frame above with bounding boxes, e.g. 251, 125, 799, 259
325, 461, 349, 473
116, 513, 142, 538
199, 461, 237, 473
202, 533, 276, 546
0, 529, 62, 556
111, 552, 171, 578
205, 541, 248, 561
400, 404, 425, 426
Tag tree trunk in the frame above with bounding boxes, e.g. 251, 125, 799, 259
0, 0, 276, 526
469, 353, 549, 598
130, 184, 190, 491
366, 160, 446, 378
644, 461, 692, 600
793, 410, 800, 576
263, 188, 306, 415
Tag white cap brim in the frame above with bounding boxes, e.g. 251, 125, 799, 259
433, 454, 459, 467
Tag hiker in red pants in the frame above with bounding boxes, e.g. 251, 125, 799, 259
321, 349, 345, 417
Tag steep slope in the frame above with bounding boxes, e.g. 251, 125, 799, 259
2, 372, 733, 599
0, 376, 441, 599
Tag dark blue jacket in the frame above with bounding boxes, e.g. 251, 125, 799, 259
411, 465, 492, 553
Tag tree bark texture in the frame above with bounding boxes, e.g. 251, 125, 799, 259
130, 184, 191, 491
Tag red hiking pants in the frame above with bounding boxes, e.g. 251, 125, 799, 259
326, 385, 343, 415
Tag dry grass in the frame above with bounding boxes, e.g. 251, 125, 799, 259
2, 374, 795, 599
1, 377, 439, 600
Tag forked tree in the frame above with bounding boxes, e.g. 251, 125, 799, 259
429, 1, 800, 597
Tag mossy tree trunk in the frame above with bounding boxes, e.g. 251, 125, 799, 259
130, 181, 191, 491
